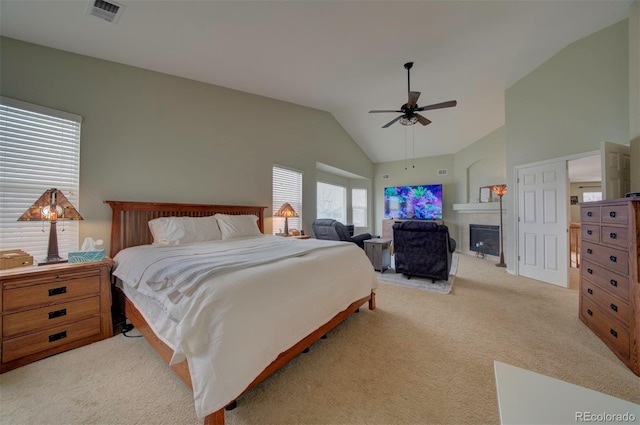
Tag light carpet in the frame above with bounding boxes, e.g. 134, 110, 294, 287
376, 253, 458, 294
1, 254, 639, 425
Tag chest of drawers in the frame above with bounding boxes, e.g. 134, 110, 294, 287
579, 198, 639, 376
0, 259, 114, 373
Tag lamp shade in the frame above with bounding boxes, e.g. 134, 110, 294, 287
18, 188, 83, 222
491, 184, 507, 197
274, 202, 298, 218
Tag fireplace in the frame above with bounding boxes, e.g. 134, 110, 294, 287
469, 224, 499, 256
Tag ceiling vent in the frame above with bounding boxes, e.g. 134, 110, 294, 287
381, 174, 390, 180
86, 0, 125, 23
437, 169, 448, 176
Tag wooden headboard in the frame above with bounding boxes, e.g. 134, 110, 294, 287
105, 201, 267, 258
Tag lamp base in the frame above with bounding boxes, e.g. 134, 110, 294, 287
495, 252, 506, 268
38, 258, 68, 266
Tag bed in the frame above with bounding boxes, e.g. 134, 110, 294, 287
105, 200, 377, 425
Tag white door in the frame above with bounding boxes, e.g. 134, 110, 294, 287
517, 161, 568, 287
601, 141, 631, 199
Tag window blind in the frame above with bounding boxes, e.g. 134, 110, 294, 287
272, 165, 302, 235
0, 97, 82, 261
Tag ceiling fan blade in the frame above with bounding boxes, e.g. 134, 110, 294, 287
382, 115, 403, 128
407, 91, 421, 108
370, 109, 403, 113
415, 114, 432, 126
416, 100, 457, 112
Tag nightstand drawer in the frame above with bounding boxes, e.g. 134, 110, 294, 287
3, 297, 101, 338
3, 276, 100, 312
2, 316, 101, 363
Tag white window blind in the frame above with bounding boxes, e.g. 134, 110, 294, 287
317, 182, 346, 223
272, 165, 302, 235
352, 188, 368, 227
0, 97, 82, 261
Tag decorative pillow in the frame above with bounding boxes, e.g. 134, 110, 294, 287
148, 215, 221, 245
214, 214, 262, 240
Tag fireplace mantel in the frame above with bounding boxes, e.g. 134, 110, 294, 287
453, 203, 505, 213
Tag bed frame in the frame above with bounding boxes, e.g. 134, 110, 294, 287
105, 200, 375, 425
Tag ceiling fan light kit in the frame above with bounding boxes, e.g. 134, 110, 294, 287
370, 61, 457, 128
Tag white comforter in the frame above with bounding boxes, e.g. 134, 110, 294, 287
113, 235, 377, 418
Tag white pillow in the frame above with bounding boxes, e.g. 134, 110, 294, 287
214, 214, 262, 240
148, 215, 221, 245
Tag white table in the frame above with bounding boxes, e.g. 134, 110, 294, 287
494, 361, 639, 424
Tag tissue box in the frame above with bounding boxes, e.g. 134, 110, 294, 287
68, 249, 105, 263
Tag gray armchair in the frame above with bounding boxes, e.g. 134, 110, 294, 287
392, 220, 456, 281
312, 219, 372, 249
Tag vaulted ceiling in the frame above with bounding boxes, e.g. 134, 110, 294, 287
0, 0, 632, 163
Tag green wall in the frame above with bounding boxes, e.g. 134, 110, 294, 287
0, 37, 374, 252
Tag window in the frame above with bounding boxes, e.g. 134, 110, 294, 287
583, 192, 602, 202
0, 97, 82, 260
272, 165, 302, 235
352, 188, 367, 227
317, 182, 346, 222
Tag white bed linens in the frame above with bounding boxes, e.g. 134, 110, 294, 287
113, 235, 377, 418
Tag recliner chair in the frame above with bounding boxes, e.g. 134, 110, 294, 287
392, 220, 456, 281
312, 219, 372, 249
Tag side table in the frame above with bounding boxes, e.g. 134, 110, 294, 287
364, 238, 392, 273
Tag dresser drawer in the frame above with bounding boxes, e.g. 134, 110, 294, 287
581, 224, 600, 243
3, 297, 101, 339
581, 296, 630, 359
580, 260, 629, 301
581, 241, 629, 275
601, 204, 629, 225
581, 280, 630, 327
3, 276, 100, 312
2, 316, 101, 363
600, 225, 628, 249
581, 206, 601, 223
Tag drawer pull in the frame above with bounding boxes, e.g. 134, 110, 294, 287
587, 309, 593, 316
609, 255, 617, 263
587, 230, 593, 235
610, 279, 618, 287
48, 331, 67, 343
610, 328, 618, 338
610, 303, 618, 312
48, 308, 67, 319
587, 268, 593, 274
609, 211, 616, 218
587, 211, 593, 217
587, 288, 593, 295
48, 286, 67, 296
609, 232, 617, 239
587, 248, 593, 254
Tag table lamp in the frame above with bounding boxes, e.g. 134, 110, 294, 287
274, 202, 298, 236
17, 188, 83, 265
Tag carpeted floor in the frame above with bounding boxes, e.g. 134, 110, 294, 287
1, 253, 639, 425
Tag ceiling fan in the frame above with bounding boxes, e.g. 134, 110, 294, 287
369, 62, 457, 128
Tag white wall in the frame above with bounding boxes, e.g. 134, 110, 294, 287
0, 37, 374, 253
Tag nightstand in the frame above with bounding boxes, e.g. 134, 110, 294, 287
364, 238, 392, 273
0, 258, 114, 373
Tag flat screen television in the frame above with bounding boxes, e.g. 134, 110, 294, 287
384, 184, 443, 220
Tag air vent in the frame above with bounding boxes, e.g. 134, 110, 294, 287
86, 0, 125, 23
437, 169, 448, 176
381, 174, 390, 180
